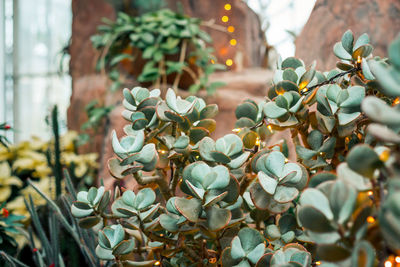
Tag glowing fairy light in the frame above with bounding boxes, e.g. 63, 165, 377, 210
367, 216, 375, 223
232, 128, 242, 133
315, 262, 321, 266
224, 3, 231, 10
396, 256, 400, 263
267, 125, 273, 133
255, 137, 261, 146
379, 150, 390, 162
226, 59, 233, 66
158, 150, 168, 154
368, 191, 373, 196
210, 59, 215, 64
155, 261, 161, 266
394, 97, 400, 105
357, 56, 362, 64
222, 16, 229, 23
385, 260, 392, 267
230, 39, 237, 46
227, 26, 235, 33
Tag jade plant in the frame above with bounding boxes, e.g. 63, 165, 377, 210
6, 30, 400, 267
93, 9, 225, 94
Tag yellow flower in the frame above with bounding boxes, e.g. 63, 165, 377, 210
62, 152, 98, 178
60, 131, 78, 152
0, 162, 23, 202
6, 177, 64, 218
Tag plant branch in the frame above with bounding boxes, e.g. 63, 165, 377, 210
173, 40, 188, 91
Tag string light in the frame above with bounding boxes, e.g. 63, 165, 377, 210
379, 150, 390, 162
232, 128, 242, 133
255, 137, 261, 146
226, 59, 233, 66
209, 258, 217, 264
224, 3, 231, 10
357, 56, 362, 64
394, 97, 400, 105
154, 261, 161, 266
396, 256, 400, 263
315, 261, 321, 266
230, 39, 237, 46
267, 125, 273, 133
385, 260, 392, 267
301, 88, 308, 94
210, 59, 215, 64
367, 216, 375, 223
158, 150, 168, 154
285, 158, 289, 163
367, 191, 373, 196
222, 16, 229, 22
227, 26, 235, 33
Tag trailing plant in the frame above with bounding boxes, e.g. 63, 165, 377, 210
92, 9, 225, 94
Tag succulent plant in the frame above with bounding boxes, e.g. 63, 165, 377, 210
159, 197, 187, 232
221, 227, 266, 266
108, 128, 158, 178
122, 87, 161, 130
71, 186, 106, 218
51, 31, 400, 267
334, 30, 373, 65
199, 134, 250, 169
263, 91, 305, 126
111, 188, 158, 219
96, 224, 135, 260
296, 130, 336, 169
256, 244, 311, 267
316, 84, 365, 135
264, 214, 306, 249
368, 34, 400, 96
378, 179, 400, 251
250, 151, 307, 213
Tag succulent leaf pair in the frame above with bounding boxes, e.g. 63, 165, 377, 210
263, 91, 305, 126
109, 129, 158, 177
199, 134, 250, 169
316, 84, 365, 132
122, 87, 161, 130
96, 224, 135, 260
221, 228, 266, 266
296, 130, 336, 169
250, 151, 308, 213
71, 186, 106, 218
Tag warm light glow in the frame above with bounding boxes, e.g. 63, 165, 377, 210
255, 137, 261, 146
158, 150, 168, 154
209, 258, 217, 264
232, 128, 242, 133
345, 137, 350, 144
267, 125, 273, 133
219, 47, 229, 55
210, 59, 215, 64
301, 88, 308, 94
224, 3, 231, 10
367, 216, 375, 223
227, 26, 235, 33
155, 261, 161, 266
285, 158, 289, 163
357, 56, 362, 64
385, 260, 392, 267
230, 39, 237, 46
379, 150, 390, 162
226, 59, 233, 66
275, 87, 285, 96
315, 262, 321, 266
394, 97, 400, 105
368, 191, 373, 196
222, 16, 229, 22
396, 256, 400, 263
